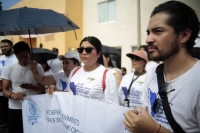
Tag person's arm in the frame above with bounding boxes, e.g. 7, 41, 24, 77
29, 61, 56, 86
124, 107, 173, 133
114, 69, 122, 87
104, 71, 119, 105
2, 79, 23, 100
0, 80, 2, 92
45, 85, 66, 96
19, 83, 46, 91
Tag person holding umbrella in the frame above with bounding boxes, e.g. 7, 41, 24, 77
30, 51, 80, 91
1, 41, 45, 133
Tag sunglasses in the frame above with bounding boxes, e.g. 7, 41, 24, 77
77, 47, 95, 54
131, 56, 142, 61
152, 82, 175, 114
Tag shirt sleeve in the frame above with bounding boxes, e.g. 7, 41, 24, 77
104, 70, 119, 105
52, 72, 60, 81
1, 65, 11, 80
118, 75, 127, 106
37, 64, 45, 76
140, 72, 151, 108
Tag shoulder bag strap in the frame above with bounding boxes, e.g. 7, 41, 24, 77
156, 64, 185, 133
102, 69, 108, 93
72, 66, 82, 76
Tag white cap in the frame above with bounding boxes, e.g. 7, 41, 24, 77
59, 51, 80, 62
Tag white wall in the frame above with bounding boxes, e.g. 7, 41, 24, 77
83, 0, 139, 72
83, 0, 200, 73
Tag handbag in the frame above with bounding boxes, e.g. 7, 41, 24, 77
156, 64, 185, 133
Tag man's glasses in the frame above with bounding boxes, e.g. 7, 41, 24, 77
152, 82, 175, 114
131, 56, 142, 61
77, 47, 95, 54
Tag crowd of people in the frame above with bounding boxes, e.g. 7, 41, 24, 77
0, 1, 200, 133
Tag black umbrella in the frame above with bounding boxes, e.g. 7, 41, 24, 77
0, 7, 79, 59
0, 7, 79, 35
32, 48, 57, 62
102, 45, 120, 55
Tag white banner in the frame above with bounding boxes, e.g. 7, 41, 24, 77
22, 92, 131, 133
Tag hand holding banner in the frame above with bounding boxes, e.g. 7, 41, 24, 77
22, 92, 132, 133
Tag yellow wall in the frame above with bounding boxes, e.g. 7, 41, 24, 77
65, 0, 83, 52
6, 0, 82, 55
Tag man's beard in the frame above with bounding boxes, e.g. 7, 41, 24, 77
149, 39, 180, 61
3, 49, 12, 56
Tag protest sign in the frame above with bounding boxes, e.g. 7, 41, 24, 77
22, 92, 131, 133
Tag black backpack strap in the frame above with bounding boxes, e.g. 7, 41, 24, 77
156, 64, 185, 133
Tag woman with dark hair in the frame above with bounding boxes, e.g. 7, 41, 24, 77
47, 36, 119, 105
38, 59, 53, 76
102, 52, 122, 87
70, 36, 119, 104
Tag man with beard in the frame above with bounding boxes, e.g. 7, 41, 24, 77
124, 1, 200, 133
0, 39, 17, 129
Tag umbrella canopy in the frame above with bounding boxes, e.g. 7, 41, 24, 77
102, 45, 120, 55
32, 48, 57, 62
0, 7, 79, 36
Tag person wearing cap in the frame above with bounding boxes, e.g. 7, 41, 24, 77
30, 51, 80, 91
118, 50, 148, 108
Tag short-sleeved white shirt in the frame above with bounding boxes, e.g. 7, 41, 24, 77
141, 61, 200, 132
0, 54, 18, 96
119, 72, 146, 108
67, 65, 119, 105
1, 63, 44, 109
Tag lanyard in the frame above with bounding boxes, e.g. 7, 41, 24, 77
127, 74, 140, 96
124, 71, 144, 107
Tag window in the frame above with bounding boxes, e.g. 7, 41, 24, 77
98, 0, 116, 23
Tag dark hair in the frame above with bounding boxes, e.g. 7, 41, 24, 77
70, 58, 80, 66
102, 52, 114, 67
52, 48, 58, 52
13, 41, 30, 55
1, 39, 13, 46
80, 36, 104, 65
151, 1, 200, 54
138, 45, 150, 60
38, 59, 51, 72
121, 67, 126, 72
